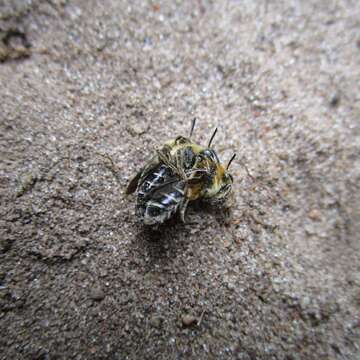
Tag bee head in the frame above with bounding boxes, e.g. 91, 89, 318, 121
201, 152, 235, 203
220, 171, 234, 196
205, 170, 233, 203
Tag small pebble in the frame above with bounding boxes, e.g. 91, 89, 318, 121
308, 209, 321, 221
227, 282, 236, 291
329, 93, 340, 107
277, 151, 289, 161
182, 314, 197, 327
300, 296, 311, 309
126, 124, 147, 136
223, 238, 232, 248
149, 316, 163, 329
90, 286, 105, 301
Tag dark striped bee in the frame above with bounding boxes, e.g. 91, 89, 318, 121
126, 119, 236, 225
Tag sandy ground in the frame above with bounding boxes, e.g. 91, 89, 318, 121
1, 0, 360, 359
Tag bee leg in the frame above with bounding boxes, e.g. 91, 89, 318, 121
156, 149, 178, 174
179, 199, 189, 223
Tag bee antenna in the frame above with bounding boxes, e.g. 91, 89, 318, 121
189, 118, 196, 139
207, 127, 218, 148
227, 153, 236, 170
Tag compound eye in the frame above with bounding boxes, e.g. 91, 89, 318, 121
175, 136, 188, 144
222, 173, 233, 183
199, 149, 219, 163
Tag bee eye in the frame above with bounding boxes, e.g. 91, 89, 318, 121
222, 173, 233, 183
175, 136, 188, 144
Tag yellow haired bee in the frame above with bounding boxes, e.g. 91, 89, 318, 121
126, 119, 236, 225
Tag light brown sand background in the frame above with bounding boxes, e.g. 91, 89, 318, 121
1, 1, 359, 359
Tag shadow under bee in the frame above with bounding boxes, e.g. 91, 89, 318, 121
133, 220, 191, 263
187, 199, 233, 227
131, 199, 233, 267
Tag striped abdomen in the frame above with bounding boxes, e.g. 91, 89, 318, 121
136, 165, 185, 225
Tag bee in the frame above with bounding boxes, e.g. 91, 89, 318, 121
126, 119, 236, 225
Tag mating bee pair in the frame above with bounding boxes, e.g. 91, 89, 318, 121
126, 119, 236, 225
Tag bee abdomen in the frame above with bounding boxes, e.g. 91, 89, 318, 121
136, 165, 170, 201
141, 184, 185, 225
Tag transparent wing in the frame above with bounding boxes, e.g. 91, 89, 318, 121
125, 154, 159, 194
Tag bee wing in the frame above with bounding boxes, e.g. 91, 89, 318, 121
125, 154, 160, 195
125, 170, 143, 195
125, 145, 177, 195
149, 178, 187, 215
148, 177, 185, 199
